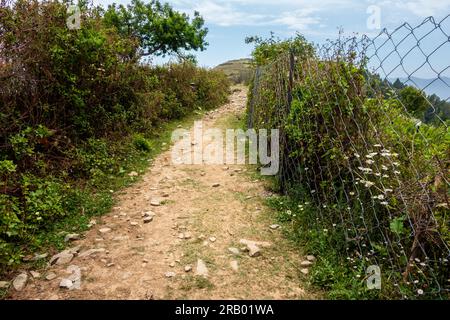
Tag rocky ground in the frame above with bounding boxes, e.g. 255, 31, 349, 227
4, 87, 319, 300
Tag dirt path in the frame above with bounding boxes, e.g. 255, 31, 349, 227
11, 87, 315, 300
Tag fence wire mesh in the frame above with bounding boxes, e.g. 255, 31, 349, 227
248, 16, 450, 299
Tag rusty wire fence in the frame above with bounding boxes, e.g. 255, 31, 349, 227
248, 16, 450, 299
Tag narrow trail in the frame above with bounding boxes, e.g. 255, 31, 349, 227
12, 87, 316, 300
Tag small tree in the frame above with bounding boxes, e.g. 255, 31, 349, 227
103, 0, 208, 59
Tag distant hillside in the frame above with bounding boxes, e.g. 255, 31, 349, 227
390, 77, 450, 100
214, 58, 254, 84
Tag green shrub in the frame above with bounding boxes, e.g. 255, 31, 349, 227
133, 134, 152, 152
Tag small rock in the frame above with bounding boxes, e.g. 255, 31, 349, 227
142, 211, 155, 218
162, 193, 170, 198
99, 227, 111, 234
230, 260, 239, 272
165, 272, 176, 278
50, 251, 74, 265
169, 262, 176, 268
184, 232, 192, 239
130, 221, 139, 226
30, 271, 41, 279
270, 224, 281, 230
300, 260, 314, 267
228, 247, 240, 255
212, 183, 220, 188
64, 233, 80, 242
107, 263, 115, 268
209, 236, 217, 243
150, 199, 161, 207
247, 243, 261, 257
178, 233, 185, 239
13, 273, 28, 291
300, 268, 309, 275
59, 278, 73, 289
78, 248, 106, 259
45, 272, 57, 281
0, 281, 10, 289
113, 236, 129, 241
143, 216, 154, 224
32, 253, 48, 261
306, 255, 316, 262
128, 171, 139, 177
87, 219, 97, 228
195, 259, 209, 277
200, 172, 206, 176
184, 265, 192, 272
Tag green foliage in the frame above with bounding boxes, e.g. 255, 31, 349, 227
249, 35, 449, 299
133, 134, 152, 152
398, 86, 430, 118
0, 0, 230, 273
245, 33, 315, 66
103, 0, 208, 58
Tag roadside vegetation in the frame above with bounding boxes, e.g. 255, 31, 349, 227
247, 34, 449, 299
0, 0, 230, 275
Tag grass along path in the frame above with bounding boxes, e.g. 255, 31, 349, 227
8, 87, 318, 300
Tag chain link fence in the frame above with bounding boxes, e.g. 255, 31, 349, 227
248, 16, 449, 298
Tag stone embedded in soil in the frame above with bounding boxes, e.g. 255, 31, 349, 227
64, 233, 80, 242
209, 236, 217, 242
59, 278, 73, 289
32, 253, 48, 261
12, 273, 28, 291
142, 211, 155, 218
184, 265, 192, 273
107, 263, 115, 268
228, 247, 240, 255
195, 259, 209, 277
143, 216, 154, 224
50, 251, 74, 266
113, 236, 129, 242
169, 262, 176, 268
165, 272, 176, 278
300, 261, 314, 267
130, 221, 139, 226
212, 183, 220, 188
300, 268, 309, 275
183, 232, 192, 239
78, 248, 106, 259
230, 260, 239, 272
239, 239, 269, 257
45, 272, 57, 281
150, 199, 162, 206
306, 255, 316, 262
30, 271, 41, 279
99, 227, 112, 234
270, 224, 281, 230
0, 281, 9, 289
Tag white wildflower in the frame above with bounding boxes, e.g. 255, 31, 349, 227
417, 289, 424, 295
380, 201, 389, 206
366, 160, 375, 165
361, 180, 375, 188
384, 188, 393, 193
382, 165, 388, 171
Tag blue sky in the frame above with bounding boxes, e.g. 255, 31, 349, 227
95, 0, 450, 78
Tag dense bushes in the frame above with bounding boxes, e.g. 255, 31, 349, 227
0, 0, 230, 270
248, 36, 449, 299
